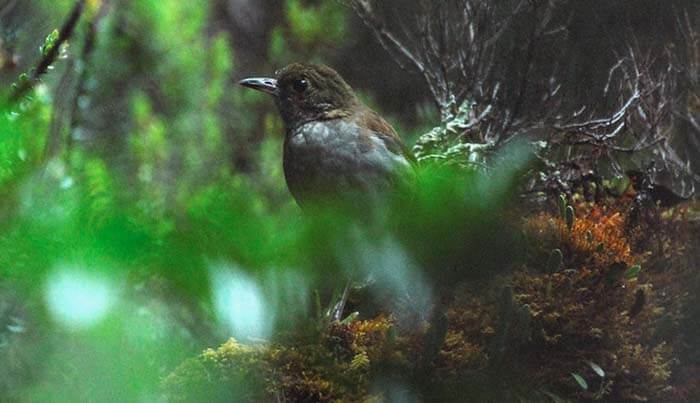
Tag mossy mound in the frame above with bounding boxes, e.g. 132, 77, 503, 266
163, 198, 699, 402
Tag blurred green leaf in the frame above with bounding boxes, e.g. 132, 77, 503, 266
625, 264, 642, 279
571, 372, 588, 390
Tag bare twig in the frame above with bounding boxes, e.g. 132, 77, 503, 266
351, 0, 698, 193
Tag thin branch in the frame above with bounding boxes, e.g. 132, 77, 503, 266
351, 0, 425, 74
554, 87, 640, 132
483, 0, 527, 47
10, 0, 85, 101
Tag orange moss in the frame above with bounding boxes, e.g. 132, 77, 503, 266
510, 198, 695, 401
436, 329, 487, 377
568, 204, 637, 267
347, 315, 393, 356
523, 202, 642, 272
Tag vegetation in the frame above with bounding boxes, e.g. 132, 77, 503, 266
0, 1, 697, 402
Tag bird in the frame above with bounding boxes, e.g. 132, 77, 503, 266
239, 63, 414, 208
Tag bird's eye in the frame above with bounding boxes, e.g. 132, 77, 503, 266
293, 78, 308, 93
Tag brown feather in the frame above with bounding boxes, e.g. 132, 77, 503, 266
352, 107, 416, 164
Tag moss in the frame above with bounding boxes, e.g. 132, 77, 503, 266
164, 197, 698, 402
163, 317, 397, 402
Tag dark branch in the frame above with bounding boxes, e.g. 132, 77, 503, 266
10, 0, 85, 101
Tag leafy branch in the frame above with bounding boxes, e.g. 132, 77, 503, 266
10, 0, 86, 102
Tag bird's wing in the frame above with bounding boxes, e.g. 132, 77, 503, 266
350, 112, 416, 196
355, 109, 417, 165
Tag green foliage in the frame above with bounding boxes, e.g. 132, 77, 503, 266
0, 96, 529, 398
0, 0, 696, 402
625, 264, 642, 279
413, 101, 498, 168
556, 195, 575, 231
565, 206, 574, 231
490, 286, 515, 364
0, 2, 252, 398
268, 27, 288, 64
286, 0, 346, 46
558, 194, 567, 219
546, 249, 563, 274
40, 29, 60, 57
571, 373, 588, 390
270, 0, 350, 64
545, 248, 563, 297
82, 157, 116, 227
0, 91, 51, 187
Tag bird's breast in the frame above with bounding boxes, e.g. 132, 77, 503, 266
283, 119, 410, 205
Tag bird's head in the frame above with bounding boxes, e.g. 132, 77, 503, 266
239, 63, 359, 129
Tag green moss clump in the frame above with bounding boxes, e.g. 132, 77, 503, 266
163, 317, 396, 402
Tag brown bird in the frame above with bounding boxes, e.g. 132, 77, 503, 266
239, 63, 414, 208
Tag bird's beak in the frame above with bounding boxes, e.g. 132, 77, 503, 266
238, 77, 279, 97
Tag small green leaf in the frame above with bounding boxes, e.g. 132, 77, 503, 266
340, 311, 359, 325
587, 361, 605, 377
625, 265, 642, 279
571, 372, 588, 390
610, 175, 630, 195
41, 29, 60, 56
47, 29, 59, 42
546, 249, 563, 274
565, 205, 575, 231
558, 194, 567, 219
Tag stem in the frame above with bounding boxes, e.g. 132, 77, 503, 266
10, 0, 86, 101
